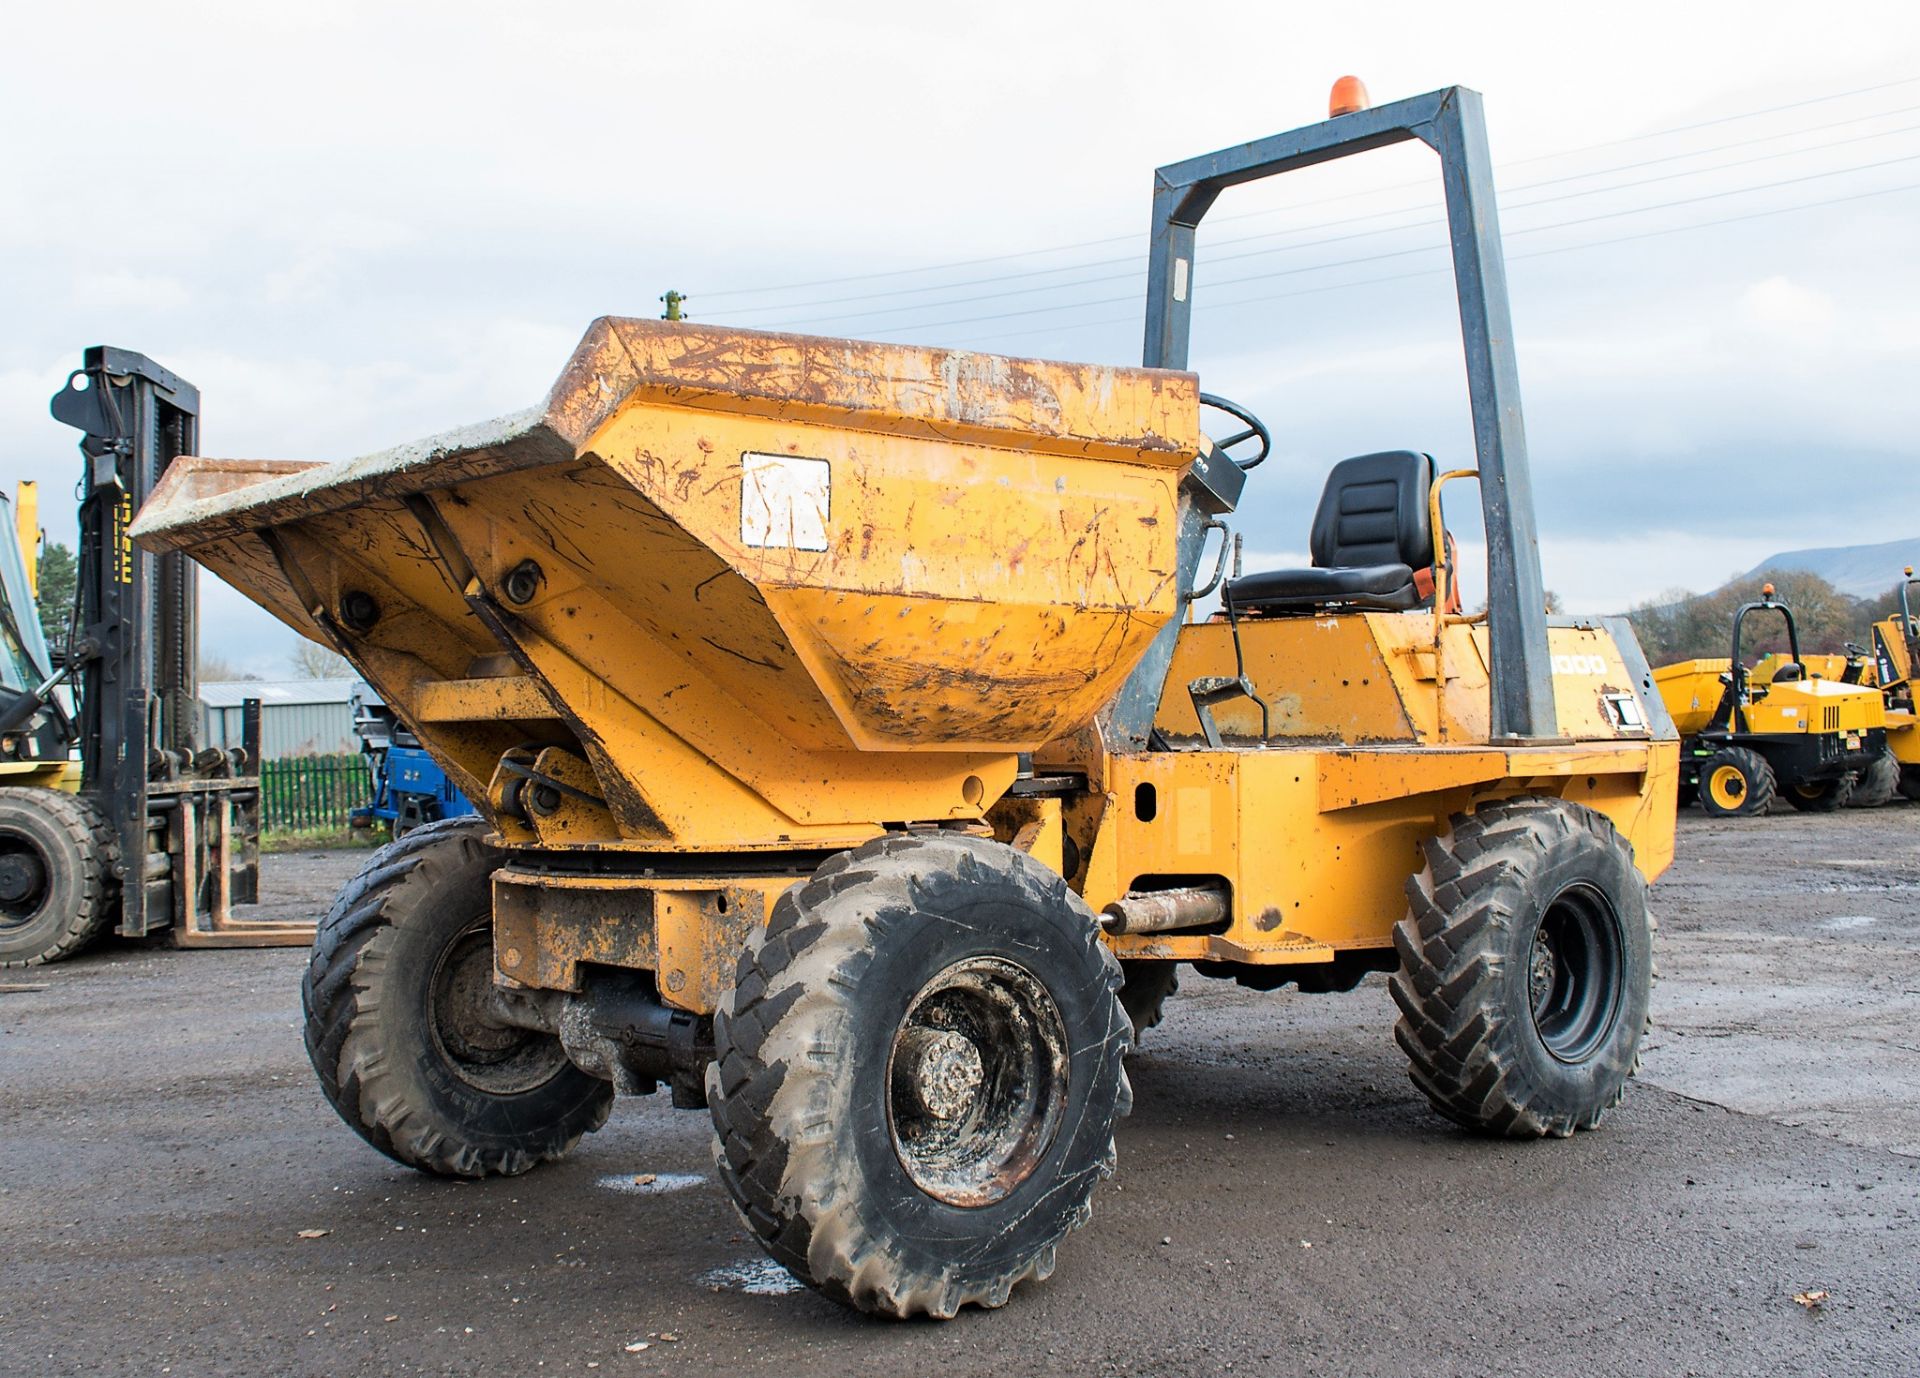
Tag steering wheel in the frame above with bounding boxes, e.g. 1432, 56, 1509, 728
1198, 392, 1272, 471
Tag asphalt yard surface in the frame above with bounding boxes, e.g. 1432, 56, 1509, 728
2, 807, 1917, 1377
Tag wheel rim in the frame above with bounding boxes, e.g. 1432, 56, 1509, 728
1791, 781, 1828, 800
427, 922, 569, 1095
885, 955, 1070, 1208
0, 831, 51, 931
1528, 882, 1625, 1064
1706, 764, 1746, 810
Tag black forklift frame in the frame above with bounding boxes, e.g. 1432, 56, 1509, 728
49, 349, 285, 945
1113, 85, 1557, 745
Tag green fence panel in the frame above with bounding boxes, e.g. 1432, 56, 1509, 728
259, 753, 374, 831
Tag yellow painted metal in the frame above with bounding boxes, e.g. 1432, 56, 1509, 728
0, 760, 80, 790
1159, 615, 1659, 749
1886, 709, 1919, 766
133, 320, 1198, 850
1091, 737, 1672, 967
1656, 656, 1883, 738
492, 866, 791, 1013
15, 482, 38, 596
129, 317, 1677, 1004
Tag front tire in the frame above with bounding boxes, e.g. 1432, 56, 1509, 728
708, 833, 1130, 1319
0, 789, 117, 969
302, 816, 613, 1177
1390, 797, 1652, 1138
1698, 747, 1775, 817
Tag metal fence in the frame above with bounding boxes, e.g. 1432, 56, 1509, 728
259, 753, 372, 832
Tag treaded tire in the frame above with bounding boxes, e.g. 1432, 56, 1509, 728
1118, 960, 1180, 1043
0, 788, 117, 969
1845, 750, 1899, 808
1698, 746, 1775, 817
1782, 774, 1853, 813
302, 815, 612, 1178
707, 832, 1131, 1319
1390, 797, 1652, 1139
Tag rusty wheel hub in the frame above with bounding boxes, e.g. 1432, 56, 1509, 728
429, 923, 570, 1095
886, 955, 1069, 1208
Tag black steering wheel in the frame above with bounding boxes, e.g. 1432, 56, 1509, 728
1198, 392, 1272, 471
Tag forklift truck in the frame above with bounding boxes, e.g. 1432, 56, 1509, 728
0, 350, 306, 966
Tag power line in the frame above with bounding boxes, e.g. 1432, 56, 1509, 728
731, 118, 1920, 333
700, 99, 1920, 326
688, 73, 1920, 306
926, 177, 1920, 352
763, 149, 1920, 338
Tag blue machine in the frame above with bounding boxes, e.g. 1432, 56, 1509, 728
350, 684, 477, 835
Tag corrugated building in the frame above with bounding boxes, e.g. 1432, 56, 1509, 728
199, 679, 358, 759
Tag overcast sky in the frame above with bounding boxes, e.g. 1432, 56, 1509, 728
4, 1, 1918, 676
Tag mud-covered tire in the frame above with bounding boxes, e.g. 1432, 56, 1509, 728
1698, 747, 1775, 817
1846, 750, 1899, 808
708, 832, 1131, 1319
1118, 960, 1180, 1043
1782, 774, 1853, 813
0, 788, 117, 969
302, 815, 612, 1178
1390, 797, 1652, 1138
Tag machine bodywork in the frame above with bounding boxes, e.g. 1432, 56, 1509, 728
133, 86, 1678, 1316
1654, 587, 1886, 816
349, 682, 477, 835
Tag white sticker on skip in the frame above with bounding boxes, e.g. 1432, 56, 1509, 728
741, 452, 830, 552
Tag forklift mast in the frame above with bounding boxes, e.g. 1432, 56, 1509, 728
50, 349, 274, 943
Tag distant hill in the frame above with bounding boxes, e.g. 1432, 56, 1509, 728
1742, 536, 1920, 599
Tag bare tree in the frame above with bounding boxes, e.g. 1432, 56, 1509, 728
291, 638, 354, 679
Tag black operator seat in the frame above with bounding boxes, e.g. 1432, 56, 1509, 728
1222, 450, 1437, 614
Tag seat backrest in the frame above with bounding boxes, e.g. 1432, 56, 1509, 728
1307, 451, 1435, 570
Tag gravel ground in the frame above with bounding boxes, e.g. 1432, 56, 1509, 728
2, 807, 1916, 1378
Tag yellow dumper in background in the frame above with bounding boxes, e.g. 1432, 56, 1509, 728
1656, 585, 1888, 816
132, 85, 1677, 1318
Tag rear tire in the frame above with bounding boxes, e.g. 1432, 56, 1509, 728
1902, 765, 1920, 802
0, 789, 117, 969
1698, 747, 1775, 817
1783, 774, 1853, 813
708, 833, 1130, 1319
1847, 750, 1899, 808
1118, 960, 1180, 1043
1390, 797, 1652, 1138
302, 816, 612, 1177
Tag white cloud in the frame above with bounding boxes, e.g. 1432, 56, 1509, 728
1738, 274, 1837, 338
71, 271, 191, 311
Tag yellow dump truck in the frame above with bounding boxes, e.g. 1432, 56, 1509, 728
132, 85, 1678, 1318
1655, 586, 1887, 816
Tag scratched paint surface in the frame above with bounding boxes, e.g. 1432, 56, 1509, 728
130, 319, 1201, 844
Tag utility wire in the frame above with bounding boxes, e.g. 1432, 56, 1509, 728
925, 178, 1920, 351
730, 119, 1920, 333
700, 98, 1920, 324
688, 73, 1920, 305
758, 150, 1920, 338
